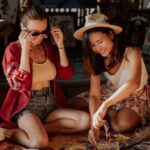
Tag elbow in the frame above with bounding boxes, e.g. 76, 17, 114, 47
90, 95, 101, 104
133, 81, 140, 91
128, 77, 141, 91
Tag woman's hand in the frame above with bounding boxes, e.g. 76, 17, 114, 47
18, 30, 31, 52
92, 102, 108, 129
88, 126, 100, 146
50, 27, 64, 48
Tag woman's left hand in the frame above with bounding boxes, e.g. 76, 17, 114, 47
92, 102, 108, 129
88, 127, 100, 146
50, 27, 64, 48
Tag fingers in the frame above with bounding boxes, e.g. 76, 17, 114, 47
88, 128, 99, 146
0, 128, 5, 141
4, 129, 17, 138
50, 27, 63, 46
93, 116, 105, 129
95, 129, 100, 142
19, 30, 31, 41
0, 128, 15, 141
94, 120, 105, 129
50, 27, 62, 34
88, 132, 97, 146
93, 115, 101, 128
50, 27, 63, 38
18, 30, 32, 51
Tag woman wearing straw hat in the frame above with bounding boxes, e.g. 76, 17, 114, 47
74, 13, 150, 145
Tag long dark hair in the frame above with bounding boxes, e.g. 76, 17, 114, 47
82, 27, 125, 76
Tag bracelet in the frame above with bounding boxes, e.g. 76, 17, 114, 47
58, 47, 64, 50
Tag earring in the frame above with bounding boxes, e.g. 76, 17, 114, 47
109, 31, 114, 39
45, 35, 48, 39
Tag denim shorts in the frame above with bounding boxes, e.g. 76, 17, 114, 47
13, 87, 58, 123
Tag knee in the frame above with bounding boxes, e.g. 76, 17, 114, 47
110, 108, 140, 133
111, 124, 127, 133
111, 118, 135, 133
29, 134, 49, 148
77, 112, 90, 130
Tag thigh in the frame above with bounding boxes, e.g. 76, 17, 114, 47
44, 108, 89, 123
17, 112, 47, 138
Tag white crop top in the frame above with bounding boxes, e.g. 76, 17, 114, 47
104, 48, 148, 91
32, 59, 56, 88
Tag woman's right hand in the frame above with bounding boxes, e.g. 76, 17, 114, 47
88, 126, 100, 146
18, 30, 31, 52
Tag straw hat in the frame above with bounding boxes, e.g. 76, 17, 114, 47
74, 13, 123, 40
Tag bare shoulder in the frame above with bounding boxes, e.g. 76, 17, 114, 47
125, 46, 141, 57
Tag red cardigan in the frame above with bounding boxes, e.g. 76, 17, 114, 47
0, 41, 74, 128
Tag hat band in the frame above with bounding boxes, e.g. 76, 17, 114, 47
84, 20, 110, 27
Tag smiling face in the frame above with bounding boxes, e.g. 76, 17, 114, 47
89, 31, 114, 58
26, 19, 48, 46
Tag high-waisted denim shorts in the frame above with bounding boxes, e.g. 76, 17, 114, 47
13, 87, 58, 123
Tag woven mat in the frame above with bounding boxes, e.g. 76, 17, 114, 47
0, 127, 150, 150
0, 132, 119, 150
48, 132, 119, 150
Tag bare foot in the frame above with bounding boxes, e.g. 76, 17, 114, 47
0, 128, 5, 141
0, 128, 17, 141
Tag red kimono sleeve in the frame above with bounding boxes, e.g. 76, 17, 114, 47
2, 42, 32, 92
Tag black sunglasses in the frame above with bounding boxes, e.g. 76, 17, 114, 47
31, 30, 49, 37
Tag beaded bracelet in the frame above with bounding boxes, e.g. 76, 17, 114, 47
58, 47, 64, 50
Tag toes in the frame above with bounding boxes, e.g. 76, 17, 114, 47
0, 128, 5, 141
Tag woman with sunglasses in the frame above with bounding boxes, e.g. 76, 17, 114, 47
0, 5, 90, 148
74, 13, 150, 145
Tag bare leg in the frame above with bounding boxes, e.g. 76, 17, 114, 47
9, 112, 49, 148
44, 108, 90, 133
108, 108, 141, 133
